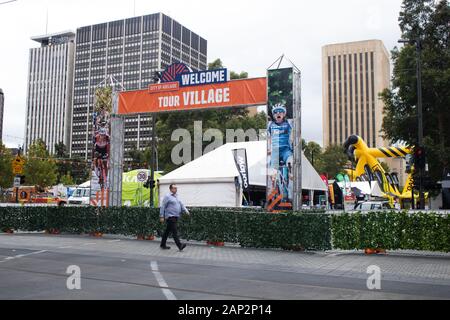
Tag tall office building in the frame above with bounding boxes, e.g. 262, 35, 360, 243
24, 31, 75, 154
71, 13, 207, 159
0, 88, 4, 143
322, 40, 390, 148
322, 40, 408, 185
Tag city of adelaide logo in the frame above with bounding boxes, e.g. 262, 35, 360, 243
148, 62, 231, 109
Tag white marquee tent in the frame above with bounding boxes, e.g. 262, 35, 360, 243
158, 141, 327, 207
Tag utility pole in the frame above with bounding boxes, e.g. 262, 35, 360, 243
149, 71, 161, 207
416, 38, 425, 210
150, 114, 156, 207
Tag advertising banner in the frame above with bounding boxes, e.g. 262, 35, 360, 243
232, 148, 250, 192
118, 77, 267, 114
122, 170, 161, 207
266, 68, 294, 212
90, 87, 112, 207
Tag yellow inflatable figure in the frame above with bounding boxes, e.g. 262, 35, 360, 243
343, 135, 419, 205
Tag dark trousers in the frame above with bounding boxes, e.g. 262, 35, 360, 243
160, 217, 182, 249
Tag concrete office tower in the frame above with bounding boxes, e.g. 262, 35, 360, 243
322, 40, 390, 148
24, 31, 75, 154
0, 88, 3, 143
70, 13, 207, 159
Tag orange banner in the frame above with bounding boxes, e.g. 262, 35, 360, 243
118, 77, 267, 114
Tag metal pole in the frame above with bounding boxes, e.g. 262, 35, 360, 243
15, 177, 18, 204
150, 114, 156, 207
416, 39, 425, 210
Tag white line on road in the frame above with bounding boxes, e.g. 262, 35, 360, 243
150, 261, 177, 300
83, 243, 96, 246
58, 246, 73, 249
107, 240, 121, 243
0, 250, 47, 263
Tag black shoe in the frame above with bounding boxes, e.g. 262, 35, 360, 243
179, 244, 186, 251
160, 246, 171, 250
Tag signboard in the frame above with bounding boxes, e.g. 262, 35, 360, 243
119, 77, 267, 114
13, 176, 21, 188
122, 170, 161, 207
90, 87, 112, 207
232, 148, 250, 192
137, 171, 148, 183
266, 68, 294, 212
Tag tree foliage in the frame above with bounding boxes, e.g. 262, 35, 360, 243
0, 143, 14, 189
301, 140, 348, 179
315, 144, 349, 178
54, 142, 71, 183
126, 145, 152, 171
381, 0, 450, 184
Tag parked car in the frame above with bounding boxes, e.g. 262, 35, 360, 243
353, 200, 393, 211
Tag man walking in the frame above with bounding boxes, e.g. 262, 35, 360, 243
159, 184, 189, 251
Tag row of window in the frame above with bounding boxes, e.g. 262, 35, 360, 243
327, 51, 377, 147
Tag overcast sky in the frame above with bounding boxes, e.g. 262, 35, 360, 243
0, 0, 403, 149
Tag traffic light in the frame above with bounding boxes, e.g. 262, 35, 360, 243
144, 178, 155, 189
414, 146, 426, 170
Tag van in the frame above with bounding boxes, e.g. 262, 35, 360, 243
67, 187, 90, 205
353, 201, 393, 211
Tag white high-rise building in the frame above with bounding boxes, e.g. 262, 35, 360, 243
70, 13, 207, 159
24, 31, 75, 154
0, 88, 4, 143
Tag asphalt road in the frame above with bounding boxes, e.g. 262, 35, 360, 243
0, 233, 449, 300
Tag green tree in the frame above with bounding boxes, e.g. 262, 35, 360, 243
315, 145, 349, 178
126, 145, 152, 170
23, 139, 58, 189
156, 59, 266, 172
0, 142, 14, 190
54, 141, 72, 184
70, 156, 90, 185
303, 141, 322, 169
381, 0, 450, 184
60, 173, 75, 186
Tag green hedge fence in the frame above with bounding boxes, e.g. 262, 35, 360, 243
0, 206, 448, 252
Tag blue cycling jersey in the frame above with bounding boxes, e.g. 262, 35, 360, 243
268, 120, 292, 150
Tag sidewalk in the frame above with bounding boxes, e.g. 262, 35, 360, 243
1, 232, 450, 287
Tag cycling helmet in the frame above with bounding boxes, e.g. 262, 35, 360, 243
271, 103, 286, 114
98, 127, 108, 136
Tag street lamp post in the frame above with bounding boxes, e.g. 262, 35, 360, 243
398, 38, 425, 209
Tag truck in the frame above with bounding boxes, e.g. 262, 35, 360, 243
7, 186, 67, 206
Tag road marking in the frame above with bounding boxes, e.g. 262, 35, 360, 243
83, 243, 96, 246
107, 240, 121, 243
58, 246, 73, 249
0, 250, 47, 263
150, 261, 177, 300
